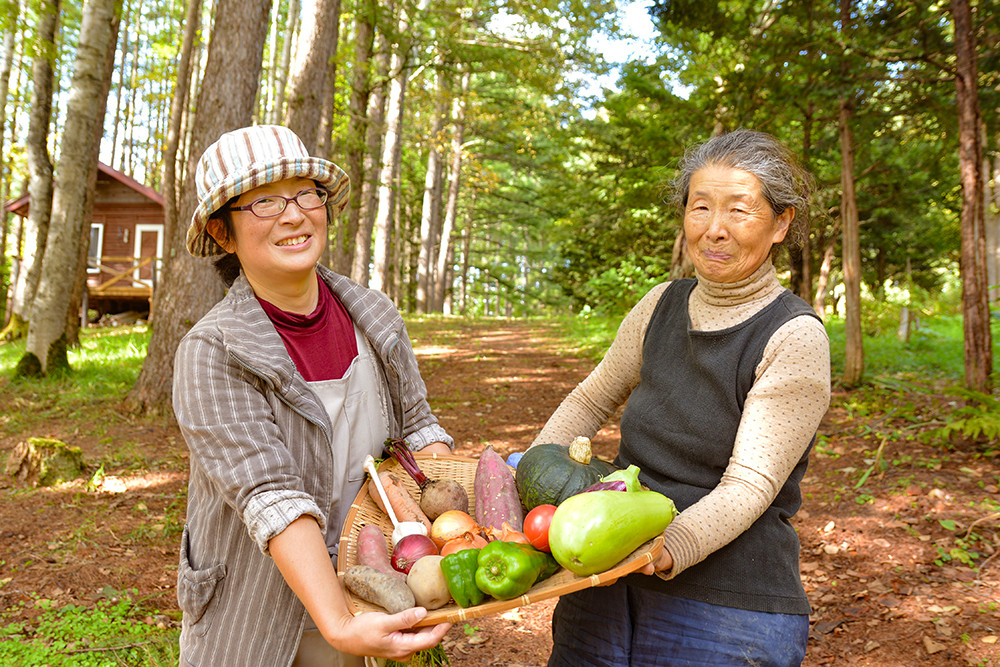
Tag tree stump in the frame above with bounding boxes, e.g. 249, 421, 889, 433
4, 437, 85, 487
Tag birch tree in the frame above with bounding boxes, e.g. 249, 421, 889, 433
0, 0, 20, 226
268, 0, 299, 124
17, 0, 120, 376
350, 18, 392, 286
415, 72, 448, 313
128, 0, 270, 413
369, 0, 418, 294
160, 0, 201, 259
3, 0, 58, 341
433, 68, 471, 312
0, 0, 21, 328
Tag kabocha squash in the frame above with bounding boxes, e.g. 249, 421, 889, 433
515, 436, 617, 511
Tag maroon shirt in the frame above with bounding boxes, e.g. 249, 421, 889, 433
257, 275, 359, 381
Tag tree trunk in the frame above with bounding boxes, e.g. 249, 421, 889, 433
839, 0, 863, 387
986, 149, 1000, 304
108, 0, 130, 170
434, 69, 470, 312
284, 0, 341, 153
314, 9, 341, 161
351, 17, 390, 286
952, 0, 991, 392
67, 0, 121, 345
793, 105, 814, 301
416, 74, 447, 313
127, 0, 270, 413
0, 0, 21, 328
370, 0, 417, 295
460, 198, 473, 314
121, 5, 142, 175
6, 0, 59, 338
0, 0, 20, 219
159, 0, 201, 315
839, 98, 863, 385
18, 0, 119, 376
264, 0, 281, 120
333, 2, 374, 274
369, 70, 407, 295
268, 0, 299, 124
813, 237, 836, 318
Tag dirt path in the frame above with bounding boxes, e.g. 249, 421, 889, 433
1, 318, 998, 665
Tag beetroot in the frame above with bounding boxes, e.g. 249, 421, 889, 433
385, 438, 469, 520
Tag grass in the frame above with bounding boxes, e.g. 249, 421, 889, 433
547, 313, 621, 363
0, 593, 179, 667
553, 308, 1000, 387
1, 327, 173, 665
0, 325, 151, 439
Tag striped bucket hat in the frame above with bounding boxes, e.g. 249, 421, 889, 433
186, 125, 350, 257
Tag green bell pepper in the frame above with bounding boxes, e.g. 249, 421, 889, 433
474, 540, 559, 601
440, 548, 484, 608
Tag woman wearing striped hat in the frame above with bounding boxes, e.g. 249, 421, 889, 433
173, 125, 452, 666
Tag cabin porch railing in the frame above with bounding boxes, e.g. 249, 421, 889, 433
87, 255, 159, 297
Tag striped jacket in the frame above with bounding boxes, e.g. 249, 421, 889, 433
173, 265, 451, 666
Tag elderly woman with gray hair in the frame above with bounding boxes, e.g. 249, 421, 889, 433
535, 129, 830, 666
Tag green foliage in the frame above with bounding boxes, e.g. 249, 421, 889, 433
576, 257, 670, 316
825, 314, 980, 382
925, 388, 1000, 448
0, 594, 179, 666
549, 312, 622, 363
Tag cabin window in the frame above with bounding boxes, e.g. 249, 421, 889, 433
87, 223, 104, 273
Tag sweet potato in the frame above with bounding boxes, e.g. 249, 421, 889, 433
474, 445, 524, 532
368, 470, 432, 535
343, 564, 415, 614
356, 524, 406, 582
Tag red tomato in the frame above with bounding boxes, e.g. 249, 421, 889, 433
523, 504, 557, 552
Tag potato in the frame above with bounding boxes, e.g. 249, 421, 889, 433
406, 555, 450, 610
344, 565, 415, 614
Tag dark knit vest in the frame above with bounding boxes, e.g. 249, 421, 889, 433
618, 278, 820, 614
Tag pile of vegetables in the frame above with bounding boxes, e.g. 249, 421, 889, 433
343, 437, 677, 616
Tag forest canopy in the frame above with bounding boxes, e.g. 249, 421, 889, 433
0, 0, 997, 398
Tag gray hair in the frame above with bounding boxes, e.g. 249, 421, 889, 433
672, 129, 814, 248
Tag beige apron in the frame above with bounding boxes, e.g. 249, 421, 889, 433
294, 327, 389, 667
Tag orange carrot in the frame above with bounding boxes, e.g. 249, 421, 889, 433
369, 471, 432, 534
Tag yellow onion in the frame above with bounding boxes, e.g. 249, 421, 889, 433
430, 510, 481, 548
440, 532, 489, 557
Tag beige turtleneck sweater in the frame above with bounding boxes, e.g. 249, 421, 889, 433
532, 260, 831, 579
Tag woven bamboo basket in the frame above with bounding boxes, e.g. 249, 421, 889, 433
337, 452, 663, 627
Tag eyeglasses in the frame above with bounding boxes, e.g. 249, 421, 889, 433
231, 188, 329, 218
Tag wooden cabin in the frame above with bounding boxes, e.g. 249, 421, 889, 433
4, 163, 164, 321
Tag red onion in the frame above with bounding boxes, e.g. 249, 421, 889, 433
391, 534, 438, 574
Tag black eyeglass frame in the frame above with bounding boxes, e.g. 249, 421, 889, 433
230, 188, 330, 218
